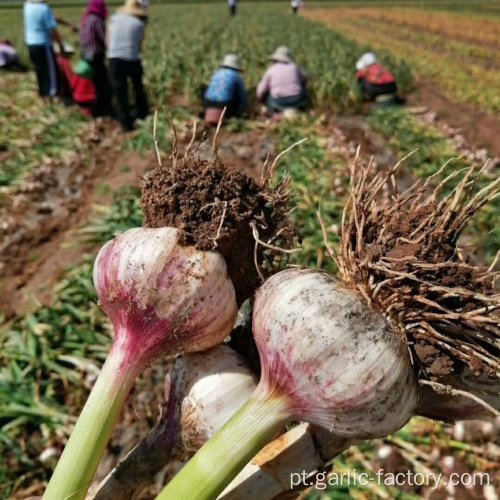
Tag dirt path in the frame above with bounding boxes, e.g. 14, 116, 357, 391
408, 79, 500, 159
0, 124, 154, 317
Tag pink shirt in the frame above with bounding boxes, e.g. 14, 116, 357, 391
256, 62, 306, 99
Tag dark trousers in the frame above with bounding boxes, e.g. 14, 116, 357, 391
292, 6, 298, 14
28, 44, 57, 97
266, 90, 307, 115
360, 80, 398, 101
109, 58, 148, 131
230, 4, 236, 16
88, 54, 114, 118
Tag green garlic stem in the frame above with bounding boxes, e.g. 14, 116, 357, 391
155, 389, 290, 500
42, 345, 141, 500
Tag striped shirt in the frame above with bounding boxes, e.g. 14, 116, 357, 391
80, 13, 106, 60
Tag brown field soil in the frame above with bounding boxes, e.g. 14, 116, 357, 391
0, 124, 153, 317
408, 80, 500, 158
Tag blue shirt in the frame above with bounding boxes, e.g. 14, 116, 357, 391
24, 1, 57, 46
204, 67, 248, 108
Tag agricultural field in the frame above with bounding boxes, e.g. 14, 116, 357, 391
304, 4, 500, 113
0, 2, 499, 500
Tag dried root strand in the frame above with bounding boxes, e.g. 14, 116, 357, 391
334, 159, 500, 380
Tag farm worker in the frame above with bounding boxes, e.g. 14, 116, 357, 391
0, 40, 27, 71
203, 54, 248, 125
256, 46, 307, 116
355, 52, 398, 103
54, 43, 96, 114
291, 0, 301, 15
79, 0, 114, 118
23, 0, 65, 99
228, 0, 237, 17
107, 0, 149, 132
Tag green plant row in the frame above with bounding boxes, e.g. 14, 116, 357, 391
368, 107, 499, 259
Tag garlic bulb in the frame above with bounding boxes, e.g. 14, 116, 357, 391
172, 345, 258, 456
94, 227, 237, 365
253, 268, 417, 438
43, 227, 238, 500
157, 268, 418, 500
93, 346, 257, 500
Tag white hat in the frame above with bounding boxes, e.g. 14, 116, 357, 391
53, 42, 76, 54
221, 54, 242, 71
270, 46, 294, 63
356, 52, 377, 71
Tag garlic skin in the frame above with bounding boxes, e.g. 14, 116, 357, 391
93, 227, 238, 364
253, 268, 418, 439
171, 346, 259, 456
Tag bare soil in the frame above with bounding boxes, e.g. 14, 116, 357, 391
141, 144, 294, 305
408, 79, 500, 158
0, 124, 153, 317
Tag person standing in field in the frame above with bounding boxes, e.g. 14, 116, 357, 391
79, 0, 114, 118
23, 0, 65, 99
203, 54, 248, 124
291, 0, 301, 15
228, 0, 237, 17
355, 52, 398, 103
107, 0, 149, 131
256, 46, 307, 116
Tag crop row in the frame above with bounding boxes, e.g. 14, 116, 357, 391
345, 7, 500, 47
304, 8, 500, 113
142, 4, 413, 111
334, 12, 499, 66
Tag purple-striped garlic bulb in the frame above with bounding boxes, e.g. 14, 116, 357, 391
43, 227, 237, 500
253, 268, 418, 439
157, 267, 418, 500
93, 227, 237, 367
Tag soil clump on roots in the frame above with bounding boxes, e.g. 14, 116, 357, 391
335, 157, 500, 381
141, 129, 295, 305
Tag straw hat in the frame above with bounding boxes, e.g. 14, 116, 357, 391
118, 0, 149, 18
356, 52, 377, 71
221, 53, 242, 71
269, 46, 294, 63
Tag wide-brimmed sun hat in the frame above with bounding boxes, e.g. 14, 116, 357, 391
118, 0, 149, 18
221, 53, 242, 71
356, 52, 377, 71
269, 46, 294, 63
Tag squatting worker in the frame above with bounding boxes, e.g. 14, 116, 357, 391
80, 0, 114, 118
0, 40, 27, 71
256, 46, 307, 116
203, 54, 248, 125
107, 0, 149, 131
23, 0, 65, 99
355, 52, 398, 103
